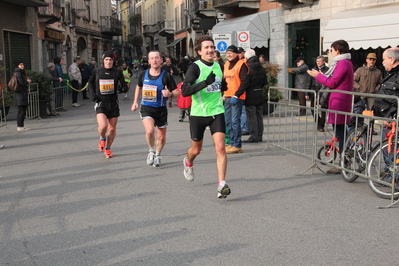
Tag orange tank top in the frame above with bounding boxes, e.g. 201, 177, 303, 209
223, 60, 247, 99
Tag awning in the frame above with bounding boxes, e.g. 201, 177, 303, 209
46, 26, 65, 32
167, 37, 186, 48
211, 11, 270, 48
323, 3, 399, 50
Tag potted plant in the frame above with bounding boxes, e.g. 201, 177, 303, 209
0, 86, 14, 119
26, 70, 53, 115
262, 62, 283, 115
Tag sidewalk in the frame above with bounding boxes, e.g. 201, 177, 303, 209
1, 81, 398, 265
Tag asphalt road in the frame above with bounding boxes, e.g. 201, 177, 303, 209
1, 78, 398, 266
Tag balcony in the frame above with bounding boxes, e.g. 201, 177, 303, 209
143, 24, 159, 37
100, 16, 122, 36
194, 0, 216, 18
267, 0, 314, 8
212, 0, 260, 14
158, 19, 174, 37
37, 0, 62, 24
2, 0, 48, 7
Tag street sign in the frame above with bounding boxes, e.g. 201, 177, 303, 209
237, 31, 250, 50
212, 33, 232, 53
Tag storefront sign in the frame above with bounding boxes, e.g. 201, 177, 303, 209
45, 30, 65, 41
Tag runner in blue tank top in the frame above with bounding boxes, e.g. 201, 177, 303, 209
131, 50, 178, 167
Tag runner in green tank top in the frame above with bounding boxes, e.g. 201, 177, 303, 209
191, 60, 224, 117
181, 35, 231, 199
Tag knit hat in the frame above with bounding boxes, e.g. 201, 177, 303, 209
15, 60, 24, 67
366, 53, 377, 59
226, 45, 239, 53
102, 50, 114, 60
295, 56, 304, 63
238, 47, 245, 53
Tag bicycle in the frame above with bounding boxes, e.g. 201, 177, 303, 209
317, 135, 339, 165
339, 109, 399, 199
317, 126, 361, 166
367, 121, 399, 199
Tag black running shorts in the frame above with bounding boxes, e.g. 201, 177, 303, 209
139, 105, 168, 128
189, 113, 225, 141
95, 101, 120, 118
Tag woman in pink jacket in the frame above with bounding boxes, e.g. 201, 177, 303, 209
308, 39, 354, 174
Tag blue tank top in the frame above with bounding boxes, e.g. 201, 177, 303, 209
141, 69, 167, 107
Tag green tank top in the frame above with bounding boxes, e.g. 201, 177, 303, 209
191, 60, 224, 117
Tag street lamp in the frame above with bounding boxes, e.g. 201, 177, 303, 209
72, 0, 91, 15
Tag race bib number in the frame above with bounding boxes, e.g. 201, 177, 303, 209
142, 84, 157, 102
99, 79, 114, 95
206, 82, 221, 93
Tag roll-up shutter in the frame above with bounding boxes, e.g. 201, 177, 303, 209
3, 31, 31, 80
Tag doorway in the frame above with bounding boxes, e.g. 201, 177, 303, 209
288, 20, 320, 91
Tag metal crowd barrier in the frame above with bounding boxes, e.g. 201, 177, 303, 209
265, 87, 318, 161
27, 83, 40, 119
53, 85, 70, 111
0, 88, 7, 127
266, 86, 399, 206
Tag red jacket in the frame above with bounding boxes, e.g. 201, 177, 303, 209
177, 82, 191, 109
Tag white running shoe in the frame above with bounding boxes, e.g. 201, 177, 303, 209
217, 183, 231, 199
147, 151, 155, 165
153, 155, 162, 167
183, 157, 194, 181
72, 103, 81, 107
17, 127, 30, 131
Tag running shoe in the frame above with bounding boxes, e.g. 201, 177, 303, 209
147, 151, 155, 165
217, 183, 231, 199
183, 157, 194, 181
153, 155, 162, 167
105, 149, 113, 158
98, 139, 106, 152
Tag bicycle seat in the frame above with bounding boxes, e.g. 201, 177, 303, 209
362, 110, 374, 116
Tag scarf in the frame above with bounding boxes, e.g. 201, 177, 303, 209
324, 53, 351, 77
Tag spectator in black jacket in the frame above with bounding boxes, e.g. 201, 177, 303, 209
13, 61, 31, 131
81, 59, 96, 100
43, 62, 61, 116
306, 55, 329, 131
290, 56, 310, 116
243, 49, 267, 143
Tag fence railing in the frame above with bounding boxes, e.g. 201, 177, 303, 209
0, 83, 71, 126
266, 86, 399, 207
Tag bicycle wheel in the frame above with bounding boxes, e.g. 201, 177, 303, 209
367, 140, 399, 199
340, 127, 367, 183
317, 144, 337, 165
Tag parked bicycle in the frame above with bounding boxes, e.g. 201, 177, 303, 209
317, 135, 339, 165
339, 110, 399, 199
367, 121, 399, 199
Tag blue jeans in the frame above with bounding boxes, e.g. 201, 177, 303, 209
332, 124, 345, 153
224, 97, 244, 148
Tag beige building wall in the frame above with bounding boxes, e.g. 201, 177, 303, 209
263, 0, 399, 88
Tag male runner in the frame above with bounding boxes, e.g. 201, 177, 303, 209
89, 50, 129, 158
182, 35, 231, 198
131, 51, 178, 167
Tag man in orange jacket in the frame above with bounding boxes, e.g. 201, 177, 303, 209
223, 45, 249, 154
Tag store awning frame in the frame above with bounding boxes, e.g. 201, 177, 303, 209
167, 37, 186, 48
323, 3, 399, 51
211, 11, 270, 48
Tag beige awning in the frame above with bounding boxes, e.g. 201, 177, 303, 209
211, 11, 270, 48
323, 3, 399, 50
167, 37, 186, 48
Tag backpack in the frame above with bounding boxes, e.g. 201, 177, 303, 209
8, 73, 20, 92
